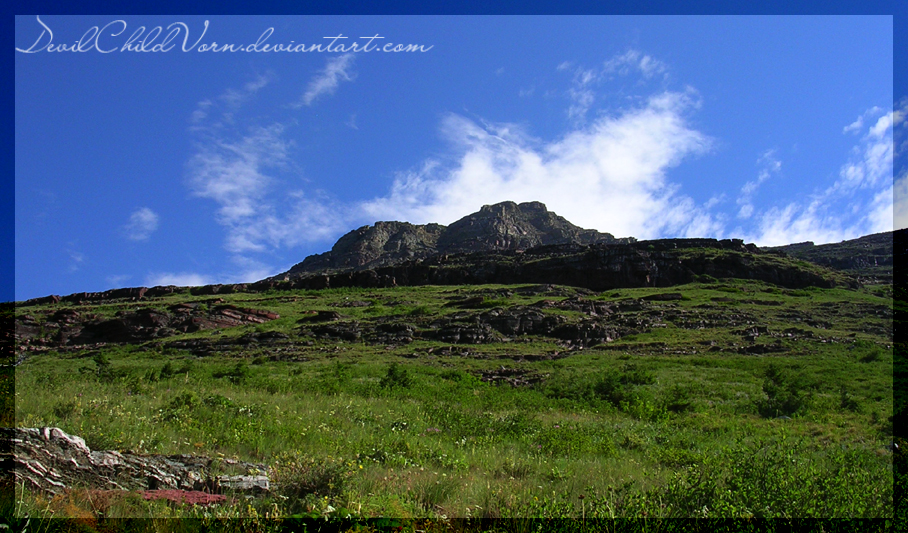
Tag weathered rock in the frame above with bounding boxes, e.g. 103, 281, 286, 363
427, 323, 498, 344
473, 366, 543, 387
2, 427, 269, 496
309, 322, 363, 341
278, 201, 632, 280
553, 320, 621, 346
15, 304, 281, 349
298, 310, 344, 323
481, 307, 565, 336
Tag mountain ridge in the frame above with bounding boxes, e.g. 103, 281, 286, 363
14, 202, 898, 307
275, 201, 633, 280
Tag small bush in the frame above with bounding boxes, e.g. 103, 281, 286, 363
272, 455, 353, 514
852, 340, 883, 363
380, 363, 413, 389
52, 400, 78, 420
593, 364, 655, 407
167, 391, 201, 410
159, 361, 177, 379
839, 387, 861, 412
203, 393, 237, 410
213, 362, 251, 384
755, 364, 811, 418
662, 383, 696, 413
408, 305, 432, 316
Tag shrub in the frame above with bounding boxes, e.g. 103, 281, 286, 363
213, 362, 251, 384
408, 305, 432, 316
380, 363, 412, 389
755, 364, 811, 418
852, 339, 883, 363
839, 387, 861, 412
592, 364, 655, 407
272, 455, 353, 514
159, 361, 177, 379
662, 383, 696, 413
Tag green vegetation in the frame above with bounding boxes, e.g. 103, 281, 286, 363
9, 280, 896, 526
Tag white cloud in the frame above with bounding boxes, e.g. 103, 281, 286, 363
187, 123, 291, 251
190, 74, 272, 129
744, 106, 894, 246
560, 64, 600, 122
145, 272, 214, 287
737, 150, 781, 219
561, 50, 669, 123
359, 90, 716, 240
220, 74, 273, 109
295, 53, 356, 107
123, 207, 159, 241
67, 248, 84, 273
106, 274, 132, 288
190, 99, 212, 124
603, 49, 668, 80
843, 106, 883, 134
144, 256, 282, 289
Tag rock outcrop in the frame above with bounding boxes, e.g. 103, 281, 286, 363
15, 303, 279, 351
277, 201, 632, 279
765, 231, 894, 281
2, 427, 269, 496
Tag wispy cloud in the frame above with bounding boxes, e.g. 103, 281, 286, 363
559, 50, 669, 123
603, 49, 668, 80
188, 123, 290, 240
67, 248, 84, 273
843, 106, 883, 134
187, 71, 354, 267
123, 207, 159, 241
106, 274, 132, 288
360, 89, 717, 240
295, 53, 356, 108
220, 74, 273, 109
737, 150, 781, 219
145, 256, 282, 289
744, 106, 894, 245
190, 73, 273, 129
145, 272, 214, 287
187, 122, 349, 254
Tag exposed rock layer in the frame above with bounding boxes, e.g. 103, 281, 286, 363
2, 427, 269, 496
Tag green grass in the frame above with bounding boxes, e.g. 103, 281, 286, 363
10, 281, 896, 523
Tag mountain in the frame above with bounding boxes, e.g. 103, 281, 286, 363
765, 231, 894, 282
276, 201, 632, 279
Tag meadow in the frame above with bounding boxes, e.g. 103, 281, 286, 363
6, 279, 898, 530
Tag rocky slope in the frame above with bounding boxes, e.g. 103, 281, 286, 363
766, 231, 893, 282
278, 201, 632, 278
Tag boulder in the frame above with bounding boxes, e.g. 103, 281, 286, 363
2, 427, 269, 496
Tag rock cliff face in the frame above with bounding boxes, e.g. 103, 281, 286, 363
278, 201, 631, 279
765, 231, 893, 282
289, 221, 445, 274
435, 201, 623, 253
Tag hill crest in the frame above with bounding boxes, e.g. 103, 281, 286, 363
277, 201, 633, 279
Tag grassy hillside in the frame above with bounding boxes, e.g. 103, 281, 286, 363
9, 276, 896, 525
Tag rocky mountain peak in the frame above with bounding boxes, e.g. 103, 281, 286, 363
278, 201, 632, 279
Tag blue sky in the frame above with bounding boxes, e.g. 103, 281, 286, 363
13, 15, 901, 301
